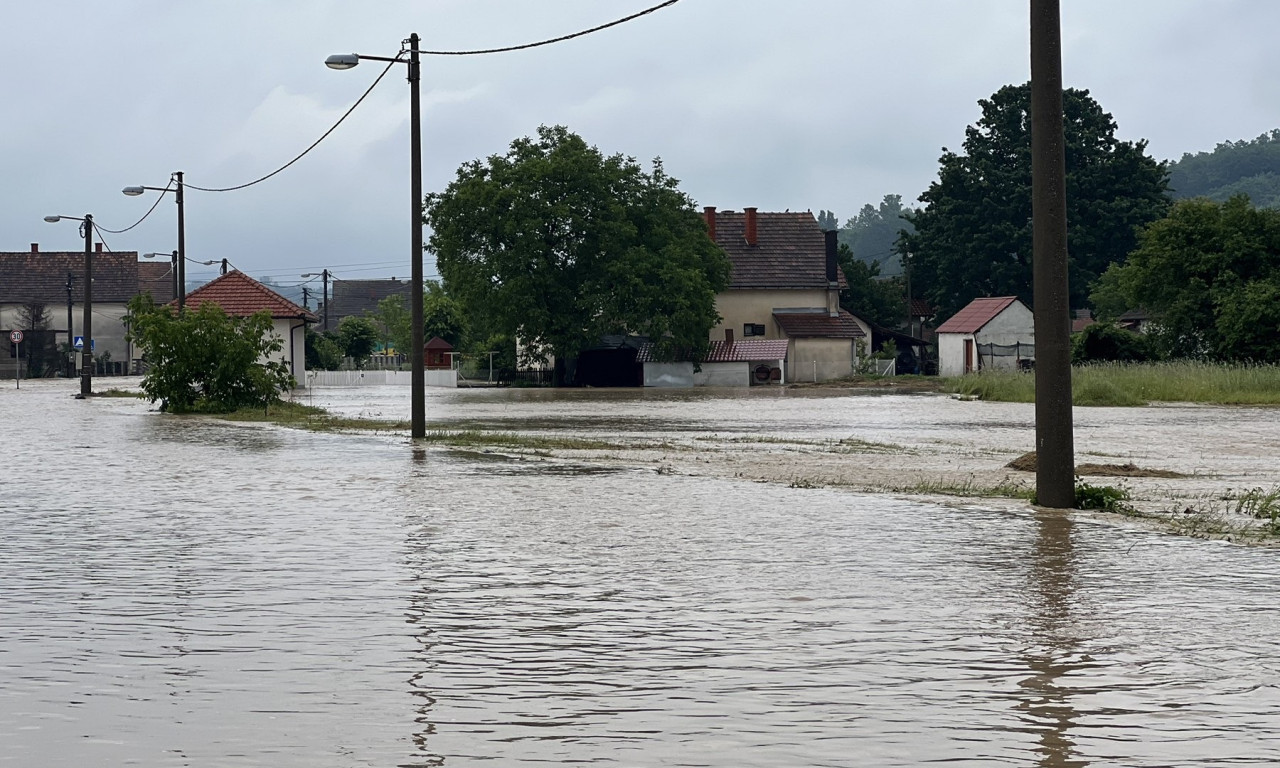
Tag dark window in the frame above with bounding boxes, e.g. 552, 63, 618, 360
743, 323, 766, 337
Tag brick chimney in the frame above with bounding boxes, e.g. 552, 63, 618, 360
824, 229, 838, 284
703, 206, 717, 242
744, 207, 758, 246
30, 243, 38, 253
96, 243, 103, 253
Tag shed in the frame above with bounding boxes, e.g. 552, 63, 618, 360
425, 336, 454, 369
935, 296, 1034, 376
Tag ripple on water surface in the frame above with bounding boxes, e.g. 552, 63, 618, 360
2, 381, 1279, 766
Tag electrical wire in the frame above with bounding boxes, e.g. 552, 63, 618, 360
184, 57, 399, 193
181, 1, 679, 194
96, 178, 175, 234
421, 0, 681, 56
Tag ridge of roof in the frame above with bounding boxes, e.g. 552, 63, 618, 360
181, 270, 318, 321
935, 296, 1020, 334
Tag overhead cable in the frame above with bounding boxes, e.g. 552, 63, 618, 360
421, 0, 681, 56
185, 58, 399, 193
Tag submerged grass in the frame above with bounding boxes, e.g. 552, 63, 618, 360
945, 361, 1280, 406
696, 434, 907, 454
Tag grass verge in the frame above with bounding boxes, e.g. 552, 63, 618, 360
945, 361, 1280, 406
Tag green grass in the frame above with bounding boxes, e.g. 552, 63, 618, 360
98, 388, 146, 398
945, 361, 1280, 406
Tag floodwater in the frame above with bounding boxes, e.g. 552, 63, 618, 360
2, 379, 1279, 767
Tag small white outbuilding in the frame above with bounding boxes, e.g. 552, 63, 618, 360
935, 296, 1034, 376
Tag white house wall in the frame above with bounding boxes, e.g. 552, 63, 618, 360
937, 333, 975, 377
974, 303, 1035, 372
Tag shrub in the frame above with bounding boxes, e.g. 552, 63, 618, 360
126, 295, 295, 413
1071, 322, 1155, 364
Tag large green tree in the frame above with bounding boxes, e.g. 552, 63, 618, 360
425, 126, 730, 382
839, 194, 914, 277
371, 281, 466, 356
1091, 196, 1280, 361
837, 244, 906, 329
126, 295, 294, 412
901, 83, 1170, 318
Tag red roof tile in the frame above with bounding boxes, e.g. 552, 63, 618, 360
773, 309, 866, 339
909, 298, 934, 318
935, 296, 1019, 334
180, 270, 317, 321
709, 210, 848, 290
136, 261, 175, 304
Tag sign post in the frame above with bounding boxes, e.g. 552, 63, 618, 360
9, 330, 22, 389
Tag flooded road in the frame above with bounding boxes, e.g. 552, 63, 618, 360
3, 379, 1279, 766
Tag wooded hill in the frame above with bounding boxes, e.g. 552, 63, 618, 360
1168, 129, 1280, 208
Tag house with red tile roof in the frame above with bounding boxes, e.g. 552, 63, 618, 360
180, 270, 318, 385
703, 207, 870, 383
934, 296, 1034, 376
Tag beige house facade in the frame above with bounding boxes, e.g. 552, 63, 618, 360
704, 207, 866, 383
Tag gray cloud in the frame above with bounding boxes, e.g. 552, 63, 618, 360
5, 0, 1278, 289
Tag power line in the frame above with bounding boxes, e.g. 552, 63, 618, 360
421, 0, 681, 56
95, 178, 174, 234
184, 57, 399, 193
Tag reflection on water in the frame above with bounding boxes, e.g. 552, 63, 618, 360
2, 380, 1280, 766
1020, 512, 1086, 768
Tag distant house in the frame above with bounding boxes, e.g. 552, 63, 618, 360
935, 296, 1034, 376
704, 207, 869, 383
1072, 308, 1096, 334
1116, 309, 1152, 335
180, 270, 317, 385
1, 242, 153, 377
321, 278, 411, 338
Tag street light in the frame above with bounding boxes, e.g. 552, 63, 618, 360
300, 269, 332, 331
326, 34, 425, 439
142, 251, 179, 301
123, 171, 186, 310
43, 213, 94, 398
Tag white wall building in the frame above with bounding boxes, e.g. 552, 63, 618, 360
935, 296, 1035, 377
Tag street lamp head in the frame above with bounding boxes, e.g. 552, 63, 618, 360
325, 53, 360, 70
122, 186, 146, 197
300, 273, 316, 278
44, 215, 62, 223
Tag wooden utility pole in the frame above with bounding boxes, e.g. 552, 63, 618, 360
1030, 0, 1075, 508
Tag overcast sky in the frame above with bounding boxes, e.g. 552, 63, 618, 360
6, 0, 1278, 290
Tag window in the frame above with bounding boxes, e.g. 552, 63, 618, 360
743, 323, 766, 337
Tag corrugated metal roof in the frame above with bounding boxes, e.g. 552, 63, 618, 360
636, 338, 789, 363
935, 296, 1019, 334
181, 270, 317, 321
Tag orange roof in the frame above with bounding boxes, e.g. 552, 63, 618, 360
935, 296, 1019, 334
180, 270, 317, 321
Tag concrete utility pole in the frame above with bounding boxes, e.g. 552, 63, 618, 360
1030, 0, 1075, 508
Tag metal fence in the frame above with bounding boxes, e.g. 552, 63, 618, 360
977, 342, 1035, 371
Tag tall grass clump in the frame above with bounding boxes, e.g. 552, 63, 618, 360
1072, 361, 1280, 405
945, 361, 1280, 406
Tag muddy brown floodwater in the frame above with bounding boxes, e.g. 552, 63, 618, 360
3, 378, 1279, 767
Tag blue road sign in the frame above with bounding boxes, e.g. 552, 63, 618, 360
73, 336, 95, 351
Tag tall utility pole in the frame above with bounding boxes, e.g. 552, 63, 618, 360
1030, 0, 1075, 508
408, 32, 425, 440
81, 214, 94, 398
65, 272, 74, 377
301, 285, 311, 310
175, 171, 186, 310
301, 269, 332, 330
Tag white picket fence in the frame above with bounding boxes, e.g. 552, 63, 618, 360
306, 369, 457, 387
